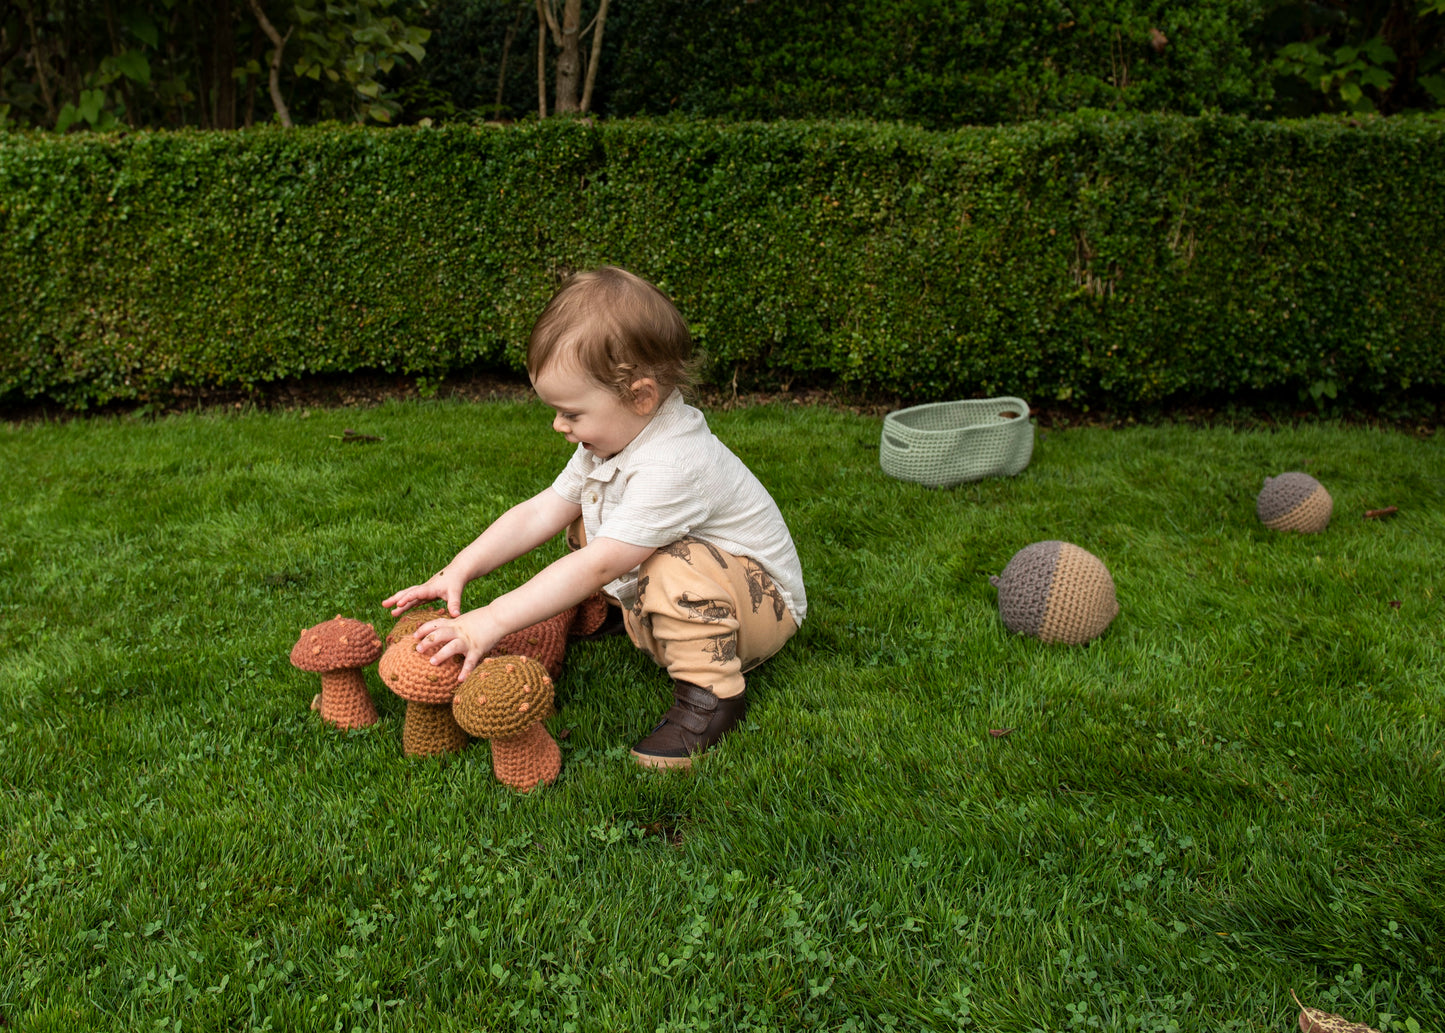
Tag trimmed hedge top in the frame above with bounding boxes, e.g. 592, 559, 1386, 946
2, 114, 1442, 411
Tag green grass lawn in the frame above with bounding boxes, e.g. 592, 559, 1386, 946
2, 399, 1441, 1032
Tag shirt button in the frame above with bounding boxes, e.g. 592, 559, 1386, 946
589, 492, 598, 503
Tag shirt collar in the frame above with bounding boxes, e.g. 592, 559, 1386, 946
580, 390, 686, 482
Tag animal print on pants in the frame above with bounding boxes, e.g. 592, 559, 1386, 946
626, 536, 797, 699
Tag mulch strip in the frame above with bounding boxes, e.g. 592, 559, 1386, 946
2, 372, 1438, 436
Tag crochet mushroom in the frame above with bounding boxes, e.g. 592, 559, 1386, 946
387, 594, 612, 678
386, 607, 449, 647
290, 615, 384, 729
377, 637, 470, 757
452, 655, 561, 791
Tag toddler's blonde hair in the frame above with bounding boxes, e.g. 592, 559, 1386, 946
527, 267, 696, 400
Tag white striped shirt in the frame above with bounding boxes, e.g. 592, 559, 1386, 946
550, 391, 807, 623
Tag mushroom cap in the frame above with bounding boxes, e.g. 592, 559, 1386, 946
291, 615, 384, 672
452, 655, 555, 740
377, 636, 464, 704
386, 607, 449, 647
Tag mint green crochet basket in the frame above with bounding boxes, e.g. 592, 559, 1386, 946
879, 397, 1034, 488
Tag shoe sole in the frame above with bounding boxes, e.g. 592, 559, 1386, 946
629, 749, 694, 771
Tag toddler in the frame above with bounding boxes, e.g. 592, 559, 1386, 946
382, 267, 806, 769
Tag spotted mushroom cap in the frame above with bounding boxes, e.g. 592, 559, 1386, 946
290, 615, 384, 672
386, 607, 449, 647
452, 655, 555, 740
377, 636, 464, 704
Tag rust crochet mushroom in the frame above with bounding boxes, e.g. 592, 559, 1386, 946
290, 615, 384, 729
387, 593, 612, 679
377, 637, 470, 757
452, 655, 560, 791
490, 600, 597, 680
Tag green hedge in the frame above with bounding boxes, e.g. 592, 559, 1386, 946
2, 115, 1442, 411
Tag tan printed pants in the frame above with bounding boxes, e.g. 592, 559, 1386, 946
568, 522, 797, 699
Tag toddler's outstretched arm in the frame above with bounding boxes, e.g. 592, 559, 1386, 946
412, 535, 655, 680
381, 487, 581, 618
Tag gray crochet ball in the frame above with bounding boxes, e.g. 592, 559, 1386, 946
1256, 472, 1332, 533
989, 541, 1119, 645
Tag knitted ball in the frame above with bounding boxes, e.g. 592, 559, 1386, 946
452, 655, 556, 740
989, 541, 1119, 645
1256, 472, 1332, 533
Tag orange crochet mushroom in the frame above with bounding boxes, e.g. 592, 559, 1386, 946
290, 615, 384, 729
377, 637, 470, 757
452, 655, 560, 791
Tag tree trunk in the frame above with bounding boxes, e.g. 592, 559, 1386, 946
192, 4, 213, 128
579, 0, 609, 113
535, 0, 549, 118
24, 3, 56, 123
247, 0, 292, 127
554, 0, 582, 112
243, 23, 263, 126
494, 4, 525, 121
213, 0, 237, 129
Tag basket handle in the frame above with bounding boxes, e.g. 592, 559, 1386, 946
882, 434, 910, 451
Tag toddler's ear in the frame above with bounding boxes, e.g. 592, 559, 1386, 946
629, 377, 660, 415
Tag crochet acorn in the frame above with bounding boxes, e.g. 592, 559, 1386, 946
452, 655, 561, 791
990, 541, 1119, 645
1256, 472, 1332, 533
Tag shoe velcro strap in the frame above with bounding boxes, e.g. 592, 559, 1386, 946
665, 682, 719, 734
663, 702, 713, 735
672, 681, 719, 713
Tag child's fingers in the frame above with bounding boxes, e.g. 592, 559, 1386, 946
384, 586, 427, 614
423, 635, 462, 663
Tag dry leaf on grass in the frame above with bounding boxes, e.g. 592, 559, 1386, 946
1291, 990, 1381, 1033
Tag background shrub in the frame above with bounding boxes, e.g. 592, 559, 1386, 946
602, 0, 1274, 126
2, 115, 1441, 412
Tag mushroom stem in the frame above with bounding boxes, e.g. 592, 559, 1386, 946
317, 669, 379, 730
490, 722, 561, 791
402, 701, 470, 757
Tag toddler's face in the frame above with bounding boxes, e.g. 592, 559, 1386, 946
531, 362, 654, 460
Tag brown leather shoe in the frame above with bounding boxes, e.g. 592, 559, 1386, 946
630, 681, 747, 770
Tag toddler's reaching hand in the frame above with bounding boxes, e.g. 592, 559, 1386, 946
382, 567, 468, 619
412, 609, 502, 682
